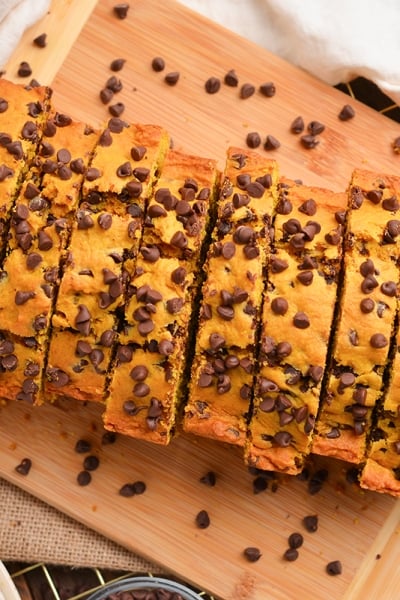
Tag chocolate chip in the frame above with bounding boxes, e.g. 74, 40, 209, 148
170, 230, 187, 248
303, 514, 318, 532
283, 548, 299, 562
338, 104, 355, 121
15, 291, 35, 305
300, 134, 319, 149
140, 245, 160, 262
109, 102, 125, 117
0, 98, 8, 112
370, 333, 388, 348
209, 333, 225, 351
15, 458, 32, 475
151, 56, 165, 72
264, 134, 280, 150
200, 471, 216, 486
110, 58, 126, 71
293, 311, 310, 329
224, 69, 239, 87
361, 275, 379, 294
274, 431, 292, 447
243, 547, 262, 562
381, 281, 397, 296
205, 76, 221, 94
165, 71, 180, 85
297, 270, 313, 286
240, 83, 255, 99
360, 297, 375, 313
195, 509, 210, 529
326, 560, 342, 576
246, 131, 261, 149
290, 116, 305, 134
288, 533, 304, 549
75, 439, 91, 453
83, 455, 100, 471
158, 339, 174, 356
382, 196, 400, 211
17, 61, 32, 77
307, 121, 325, 135
259, 82, 276, 97
100, 88, 114, 104
75, 305, 91, 335
77, 470, 91, 486
113, 3, 129, 19
271, 297, 288, 315
171, 266, 187, 285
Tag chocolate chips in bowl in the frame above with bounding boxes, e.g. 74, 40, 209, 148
85, 576, 202, 600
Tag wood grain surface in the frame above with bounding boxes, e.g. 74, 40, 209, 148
2, 1, 400, 599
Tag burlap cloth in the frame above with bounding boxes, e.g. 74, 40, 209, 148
0, 477, 164, 572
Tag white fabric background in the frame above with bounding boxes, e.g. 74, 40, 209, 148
0, 0, 50, 68
179, 0, 400, 104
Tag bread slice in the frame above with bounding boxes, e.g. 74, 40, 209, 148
312, 169, 400, 463
45, 121, 170, 404
0, 115, 97, 404
183, 148, 279, 446
246, 180, 347, 473
103, 149, 219, 443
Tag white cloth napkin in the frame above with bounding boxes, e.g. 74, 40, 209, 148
0, 0, 50, 68
179, 0, 400, 104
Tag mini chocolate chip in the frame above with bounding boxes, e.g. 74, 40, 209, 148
274, 431, 292, 447
271, 297, 288, 315
300, 134, 319, 149
361, 275, 379, 294
382, 196, 400, 211
195, 509, 210, 529
338, 104, 355, 121
75, 439, 91, 453
370, 333, 388, 348
110, 58, 126, 71
303, 514, 318, 532
283, 548, 299, 562
113, 3, 129, 19
15, 458, 32, 475
246, 131, 261, 149
240, 83, 255, 99
83, 455, 100, 471
224, 69, 239, 87
200, 471, 216, 486
264, 134, 280, 150
288, 532, 304, 549
244, 547, 262, 562
15, 291, 35, 305
77, 471, 91, 486
308, 121, 325, 135
326, 560, 342, 576
381, 281, 397, 297
100, 88, 114, 104
109, 102, 125, 117
17, 61, 32, 77
151, 56, 165, 72
165, 71, 180, 85
205, 76, 221, 94
293, 312, 310, 329
259, 82, 276, 97
360, 298, 375, 313
290, 116, 305, 134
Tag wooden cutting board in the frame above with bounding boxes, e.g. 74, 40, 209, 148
2, 1, 400, 599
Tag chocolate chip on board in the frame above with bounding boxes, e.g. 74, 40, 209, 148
165, 71, 180, 86
113, 3, 130, 19
326, 560, 343, 576
195, 509, 210, 529
338, 104, 355, 121
303, 514, 319, 532
151, 56, 165, 72
15, 458, 32, 475
17, 61, 32, 77
205, 76, 221, 94
243, 547, 262, 562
